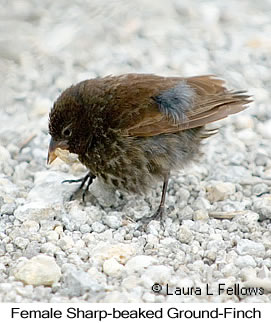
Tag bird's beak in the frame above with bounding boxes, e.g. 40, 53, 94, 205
47, 137, 69, 164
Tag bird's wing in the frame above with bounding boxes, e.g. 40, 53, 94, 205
109, 74, 251, 137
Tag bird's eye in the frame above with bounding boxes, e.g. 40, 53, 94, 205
62, 127, 72, 137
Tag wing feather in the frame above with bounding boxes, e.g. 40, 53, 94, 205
105, 74, 251, 137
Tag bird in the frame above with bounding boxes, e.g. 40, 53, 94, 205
47, 73, 251, 221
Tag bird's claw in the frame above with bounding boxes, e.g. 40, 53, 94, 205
136, 205, 165, 231
62, 173, 96, 202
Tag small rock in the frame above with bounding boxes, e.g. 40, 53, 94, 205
58, 236, 74, 251
258, 266, 270, 279
234, 115, 254, 130
87, 267, 107, 285
63, 267, 103, 297
142, 292, 155, 302
103, 291, 132, 302
122, 275, 140, 289
15, 285, 34, 298
24, 241, 41, 259
0, 243, 5, 256
178, 205, 193, 220
67, 204, 88, 225
103, 258, 124, 277
262, 232, 271, 249
235, 255, 256, 268
125, 256, 157, 273
92, 222, 106, 233
14, 255, 61, 286
14, 237, 29, 249
46, 231, 59, 241
40, 242, 60, 255
28, 171, 76, 205
176, 188, 190, 202
0, 176, 18, 200
91, 242, 136, 265
255, 153, 268, 167
237, 129, 258, 143
232, 211, 259, 232
205, 250, 216, 261
221, 263, 239, 278
13, 162, 31, 182
264, 168, 271, 178
186, 174, 200, 186
229, 152, 245, 166
0, 146, 11, 162
253, 196, 271, 220
21, 220, 40, 233
177, 225, 193, 243
206, 182, 236, 202
236, 239, 265, 257
200, 3, 220, 24
193, 197, 211, 210
14, 202, 56, 222
146, 220, 160, 235
33, 97, 52, 116
75, 239, 85, 250
193, 209, 209, 221
80, 224, 91, 233
88, 178, 116, 207
0, 283, 13, 293
103, 214, 122, 229
5, 243, 14, 253
257, 119, 271, 139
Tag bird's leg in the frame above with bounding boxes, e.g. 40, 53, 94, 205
62, 172, 96, 201
153, 172, 169, 221
136, 173, 170, 229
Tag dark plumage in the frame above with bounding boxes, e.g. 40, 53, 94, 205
48, 73, 251, 219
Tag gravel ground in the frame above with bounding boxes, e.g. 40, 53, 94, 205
1, 0, 271, 303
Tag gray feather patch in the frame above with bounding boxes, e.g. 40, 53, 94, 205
153, 81, 195, 123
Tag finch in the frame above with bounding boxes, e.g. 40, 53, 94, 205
48, 73, 251, 219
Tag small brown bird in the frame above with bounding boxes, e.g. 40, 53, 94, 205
48, 73, 251, 220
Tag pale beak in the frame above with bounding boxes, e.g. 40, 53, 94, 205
47, 137, 69, 164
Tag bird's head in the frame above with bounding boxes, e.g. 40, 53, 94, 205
47, 84, 92, 164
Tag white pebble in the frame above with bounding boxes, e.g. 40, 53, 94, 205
14, 255, 61, 286
253, 196, 271, 220
92, 222, 106, 233
103, 214, 122, 229
206, 182, 236, 202
235, 255, 256, 268
103, 258, 124, 277
58, 236, 74, 250
193, 197, 211, 210
14, 237, 29, 249
21, 220, 39, 233
14, 202, 55, 222
125, 256, 157, 273
0, 146, 11, 162
236, 239, 265, 257
177, 225, 193, 243
193, 209, 209, 221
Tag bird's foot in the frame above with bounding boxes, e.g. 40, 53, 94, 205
62, 172, 96, 202
152, 205, 165, 222
136, 205, 165, 231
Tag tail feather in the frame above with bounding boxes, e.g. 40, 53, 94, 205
178, 90, 252, 130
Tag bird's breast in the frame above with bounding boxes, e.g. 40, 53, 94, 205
79, 135, 154, 193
